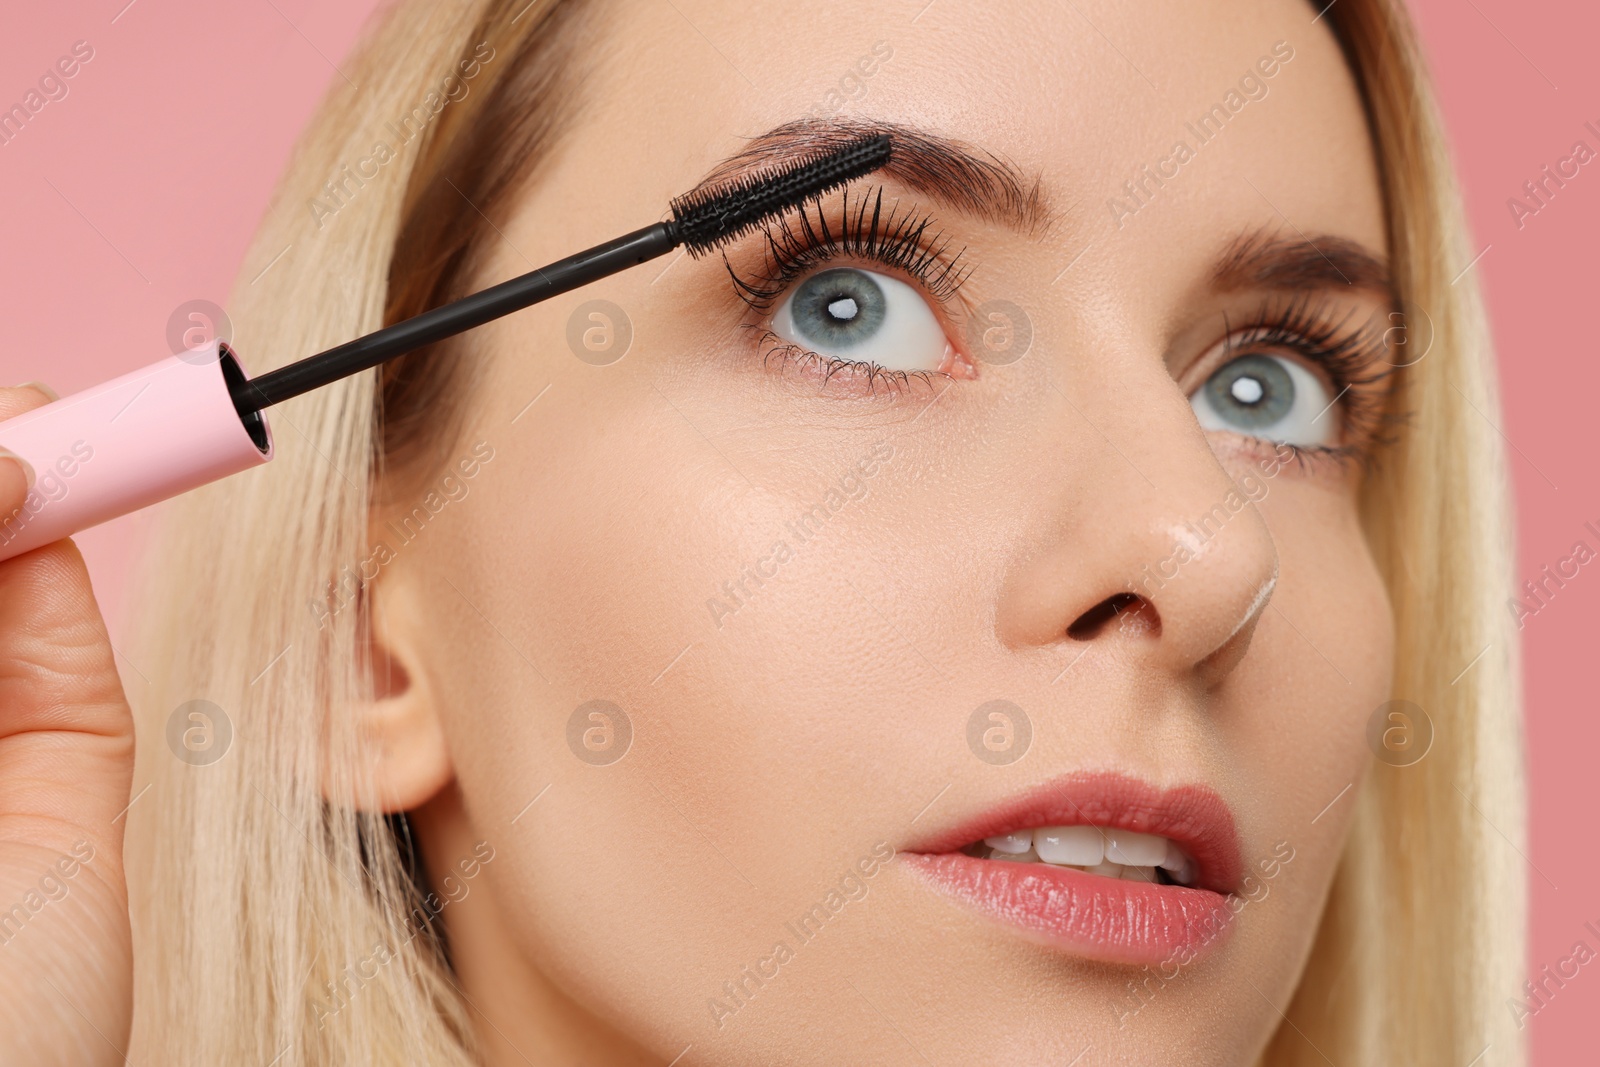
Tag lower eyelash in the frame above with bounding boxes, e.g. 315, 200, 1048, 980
743, 325, 946, 396
1277, 441, 1370, 470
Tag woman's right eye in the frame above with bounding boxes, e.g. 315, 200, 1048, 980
1190, 352, 1338, 448
770, 266, 952, 373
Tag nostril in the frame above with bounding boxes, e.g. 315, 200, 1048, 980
1066, 592, 1161, 641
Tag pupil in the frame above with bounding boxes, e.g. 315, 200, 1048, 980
827, 296, 859, 321
1231, 376, 1265, 404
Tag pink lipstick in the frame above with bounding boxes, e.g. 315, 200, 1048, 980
903, 772, 1243, 966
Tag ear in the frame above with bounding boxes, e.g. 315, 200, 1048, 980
324, 560, 455, 813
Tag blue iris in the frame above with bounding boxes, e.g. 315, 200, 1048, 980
1204, 355, 1295, 431
789, 268, 887, 351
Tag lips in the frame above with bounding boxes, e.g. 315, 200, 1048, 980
903, 772, 1244, 966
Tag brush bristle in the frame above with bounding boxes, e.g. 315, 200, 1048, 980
669, 134, 893, 256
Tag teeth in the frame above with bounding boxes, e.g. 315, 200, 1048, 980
1104, 829, 1167, 867
1033, 825, 1104, 866
993, 847, 1039, 863
1159, 840, 1196, 886
984, 830, 1034, 855
973, 828, 1196, 885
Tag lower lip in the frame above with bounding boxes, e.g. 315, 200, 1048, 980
905, 853, 1236, 966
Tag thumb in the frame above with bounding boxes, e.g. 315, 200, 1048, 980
0, 528, 136, 867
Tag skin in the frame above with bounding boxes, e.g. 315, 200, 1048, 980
0, 0, 1396, 1064
374, 0, 1395, 1063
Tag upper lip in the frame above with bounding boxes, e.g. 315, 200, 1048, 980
905, 771, 1243, 894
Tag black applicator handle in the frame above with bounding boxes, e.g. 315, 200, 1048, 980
234, 222, 678, 414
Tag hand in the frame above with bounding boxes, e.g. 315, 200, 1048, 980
0, 383, 134, 1066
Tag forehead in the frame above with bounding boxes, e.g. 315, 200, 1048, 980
525, 0, 1385, 283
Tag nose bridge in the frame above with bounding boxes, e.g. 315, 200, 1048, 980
994, 344, 1281, 678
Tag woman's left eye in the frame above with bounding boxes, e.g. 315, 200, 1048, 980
1190, 353, 1337, 447
771, 266, 951, 372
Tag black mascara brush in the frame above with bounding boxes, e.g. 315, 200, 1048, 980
0, 134, 893, 562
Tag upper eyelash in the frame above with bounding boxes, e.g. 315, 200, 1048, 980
723, 184, 972, 312
717, 202, 1408, 432
1220, 292, 1405, 459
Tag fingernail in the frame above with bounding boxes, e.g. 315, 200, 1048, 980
14, 380, 59, 402
0, 449, 36, 489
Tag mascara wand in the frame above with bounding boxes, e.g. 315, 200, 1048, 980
235, 133, 892, 414
0, 134, 893, 563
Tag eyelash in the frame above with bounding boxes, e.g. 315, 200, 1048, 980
1217, 293, 1400, 466
720, 199, 1402, 460
724, 185, 971, 395
728, 184, 971, 310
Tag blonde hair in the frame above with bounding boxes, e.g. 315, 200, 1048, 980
124, 0, 1525, 1063
1265, 5, 1526, 1064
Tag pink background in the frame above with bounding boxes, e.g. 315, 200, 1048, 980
0, 1, 1591, 1059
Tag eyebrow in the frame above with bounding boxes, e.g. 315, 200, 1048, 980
1212, 226, 1393, 297
689, 117, 1056, 236
691, 121, 1392, 301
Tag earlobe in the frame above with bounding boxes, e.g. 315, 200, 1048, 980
323, 569, 455, 813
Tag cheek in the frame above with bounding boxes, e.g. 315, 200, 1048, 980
1194, 480, 1391, 1003
1228, 483, 1391, 872
1245, 479, 1393, 776
413, 364, 914, 1019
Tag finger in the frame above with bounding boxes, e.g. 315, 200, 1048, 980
0, 451, 30, 518
0, 381, 59, 422
0, 383, 59, 520
0, 538, 134, 863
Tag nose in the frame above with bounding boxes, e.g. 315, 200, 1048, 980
993, 363, 1281, 686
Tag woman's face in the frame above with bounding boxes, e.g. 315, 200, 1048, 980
381, 0, 1397, 1062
